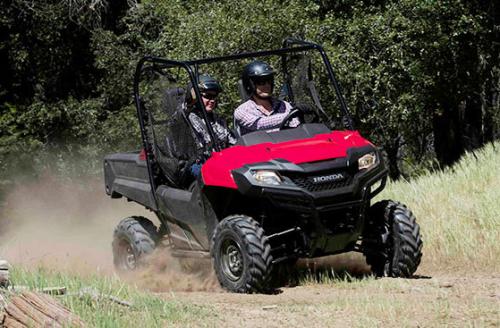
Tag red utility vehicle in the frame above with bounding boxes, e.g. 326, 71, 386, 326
104, 39, 423, 293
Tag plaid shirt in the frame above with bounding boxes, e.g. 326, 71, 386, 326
234, 98, 300, 135
188, 111, 236, 151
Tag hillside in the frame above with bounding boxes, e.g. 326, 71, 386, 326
380, 141, 499, 274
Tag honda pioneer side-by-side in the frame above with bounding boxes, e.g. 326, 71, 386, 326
104, 38, 423, 293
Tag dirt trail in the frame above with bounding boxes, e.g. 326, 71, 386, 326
161, 273, 500, 327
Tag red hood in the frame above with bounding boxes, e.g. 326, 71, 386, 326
201, 130, 372, 189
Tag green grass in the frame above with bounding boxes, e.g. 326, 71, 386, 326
7, 266, 213, 327
377, 141, 500, 273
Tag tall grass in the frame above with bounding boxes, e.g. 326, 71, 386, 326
378, 142, 500, 273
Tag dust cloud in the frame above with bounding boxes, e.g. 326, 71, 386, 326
128, 251, 220, 292
0, 173, 219, 292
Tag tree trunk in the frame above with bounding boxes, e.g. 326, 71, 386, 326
384, 136, 402, 180
462, 94, 484, 151
432, 99, 464, 166
483, 57, 500, 142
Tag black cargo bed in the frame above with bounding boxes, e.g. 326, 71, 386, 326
104, 152, 157, 210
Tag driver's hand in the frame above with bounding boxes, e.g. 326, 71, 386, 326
288, 116, 301, 127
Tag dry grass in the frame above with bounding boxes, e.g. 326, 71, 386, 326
378, 141, 500, 274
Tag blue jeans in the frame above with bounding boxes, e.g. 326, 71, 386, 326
190, 163, 202, 178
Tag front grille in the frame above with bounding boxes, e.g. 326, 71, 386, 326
283, 170, 353, 192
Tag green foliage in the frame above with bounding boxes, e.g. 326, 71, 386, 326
142, 0, 321, 117
0, 0, 498, 184
317, 0, 498, 176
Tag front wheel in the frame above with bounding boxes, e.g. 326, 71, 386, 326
211, 215, 273, 293
363, 200, 423, 277
112, 216, 158, 271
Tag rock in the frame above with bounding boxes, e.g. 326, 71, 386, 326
262, 305, 278, 310
0, 260, 10, 288
439, 282, 454, 288
0, 260, 9, 271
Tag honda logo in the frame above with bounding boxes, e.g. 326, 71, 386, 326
312, 173, 345, 184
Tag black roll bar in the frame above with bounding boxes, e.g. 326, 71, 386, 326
133, 57, 222, 202
133, 56, 159, 208
133, 39, 355, 196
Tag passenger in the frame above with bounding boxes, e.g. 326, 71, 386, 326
187, 74, 236, 177
234, 60, 300, 135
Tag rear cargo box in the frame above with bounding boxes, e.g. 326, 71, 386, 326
104, 152, 157, 210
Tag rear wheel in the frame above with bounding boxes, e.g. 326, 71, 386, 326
112, 216, 158, 271
363, 200, 423, 277
211, 215, 273, 293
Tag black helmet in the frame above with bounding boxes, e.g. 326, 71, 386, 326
186, 74, 222, 105
242, 60, 275, 95
198, 74, 222, 93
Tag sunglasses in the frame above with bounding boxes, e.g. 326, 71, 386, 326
254, 77, 273, 86
201, 93, 218, 100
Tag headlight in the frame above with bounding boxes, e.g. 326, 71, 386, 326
252, 170, 282, 185
358, 152, 377, 170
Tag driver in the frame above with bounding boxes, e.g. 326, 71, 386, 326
234, 60, 300, 135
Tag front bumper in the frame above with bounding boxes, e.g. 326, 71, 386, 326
232, 145, 388, 213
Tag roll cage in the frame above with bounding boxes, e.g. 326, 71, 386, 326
133, 38, 354, 204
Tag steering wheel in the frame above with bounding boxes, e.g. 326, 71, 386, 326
279, 105, 320, 130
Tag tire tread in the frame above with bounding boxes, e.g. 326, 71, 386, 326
364, 200, 423, 278
212, 214, 273, 293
